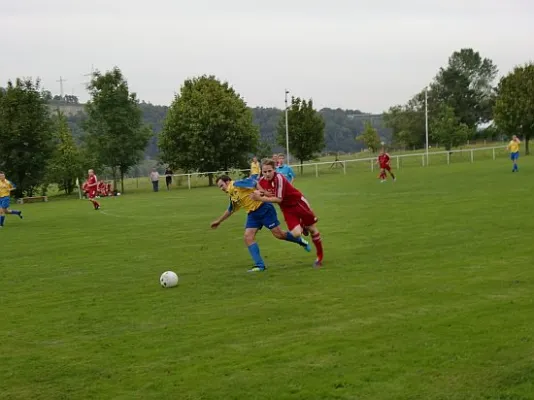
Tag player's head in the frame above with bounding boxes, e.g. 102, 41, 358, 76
0, 171, 5, 181
380, 147, 385, 154
252, 156, 258, 162
261, 160, 277, 180
216, 175, 232, 192
512, 135, 518, 142
278, 154, 285, 165
88, 169, 94, 176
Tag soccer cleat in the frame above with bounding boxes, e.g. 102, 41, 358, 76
302, 226, 309, 236
301, 239, 312, 252
314, 259, 323, 268
18, 212, 23, 219
247, 266, 266, 272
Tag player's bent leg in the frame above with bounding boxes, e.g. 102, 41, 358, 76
270, 226, 311, 252
0, 208, 5, 227
7, 209, 23, 218
290, 224, 303, 238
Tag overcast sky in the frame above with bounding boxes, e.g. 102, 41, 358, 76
1, 0, 533, 112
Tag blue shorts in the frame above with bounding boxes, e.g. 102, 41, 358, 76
0, 196, 10, 209
246, 203, 280, 230
511, 152, 519, 161
250, 174, 259, 180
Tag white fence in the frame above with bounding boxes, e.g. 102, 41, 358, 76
163, 146, 508, 189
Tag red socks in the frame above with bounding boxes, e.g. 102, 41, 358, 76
312, 232, 323, 261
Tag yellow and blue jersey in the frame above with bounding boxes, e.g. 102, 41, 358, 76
227, 178, 263, 214
0, 179, 15, 198
508, 140, 519, 153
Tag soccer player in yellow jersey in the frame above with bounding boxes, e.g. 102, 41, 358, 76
507, 135, 520, 172
250, 157, 261, 180
211, 175, 311, 272
0, 171, 23, 228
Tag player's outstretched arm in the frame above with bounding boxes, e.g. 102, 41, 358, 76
210, 210, 232, 229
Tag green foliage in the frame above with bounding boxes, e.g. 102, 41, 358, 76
63, 105, 389, 158
256, 140, 273, 160
430, 48, 497, 129
494, 62, 534, 154
430, 104, 471, 150
383, 96, 426, 149
386, 48, 497, 151
84, 67, 151, 192
277, 97, 325, 165
0, 78, 55, 197
357, 121, 382, 152
46, 111, 83, 195
159, 75, 259, 185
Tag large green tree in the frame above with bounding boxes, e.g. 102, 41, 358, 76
159, 75, 259, 186
430, 104, 471, 151
0, 78, 54, 197
383, 95, 426, 149
277, 97, 325, 169
357, 121, 382, 152
84, 67, 151, 192
494, 63, 534, 154
430, 48, 497, 129
47, 111, 83, 195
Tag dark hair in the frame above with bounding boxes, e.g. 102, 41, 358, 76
262, 159, 276, 169
0, 171, 4, 175
216, 174, 232, 184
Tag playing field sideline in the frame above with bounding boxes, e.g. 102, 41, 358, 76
1, 157, 533, 399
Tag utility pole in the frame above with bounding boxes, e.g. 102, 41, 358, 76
56, 76, 67, 98
285, 89, 290, 164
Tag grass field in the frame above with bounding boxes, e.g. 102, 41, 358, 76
2, 155, 533, 400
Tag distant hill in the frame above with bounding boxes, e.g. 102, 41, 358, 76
49, 100, 390, 159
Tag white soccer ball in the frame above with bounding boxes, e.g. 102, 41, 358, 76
160, 271, 179, 288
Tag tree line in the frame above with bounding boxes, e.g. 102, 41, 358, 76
1, 47, 532, 196
382, 48, 534, 154
60, 103, 389, 160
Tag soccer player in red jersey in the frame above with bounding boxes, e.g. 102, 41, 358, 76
252, 159, 324, 267
86, 169, 101, 210
377, 147, 396, 182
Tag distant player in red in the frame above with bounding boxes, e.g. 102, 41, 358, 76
377, 147, 396, 182
86, 169, 100, 210
252, 159, 324, 267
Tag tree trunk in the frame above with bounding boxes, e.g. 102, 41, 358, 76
525, 135, 530, 155
299, 159, 304, 175
120, 170, 125, 193
112, 166, 118, 192
208, 173, 214, 186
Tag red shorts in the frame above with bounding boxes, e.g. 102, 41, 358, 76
88, 190, 97, 199
380, 164, 391, 171
282, 198, 318, 231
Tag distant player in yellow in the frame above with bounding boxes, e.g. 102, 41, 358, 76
0, 171, 23, 228
507, 135, 520, 172
250, 156, 260, 180
210, 175, 310, 272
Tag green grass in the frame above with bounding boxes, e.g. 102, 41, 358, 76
2, 155, 533, 399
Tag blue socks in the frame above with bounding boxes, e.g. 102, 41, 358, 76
0, 215, 4, 226
247, 243, 265, 268
285, 232, 305, 246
